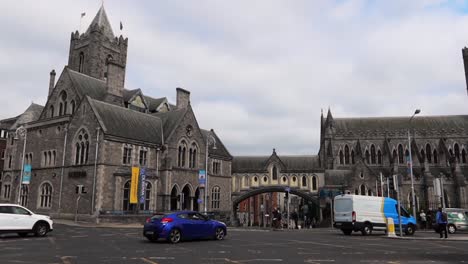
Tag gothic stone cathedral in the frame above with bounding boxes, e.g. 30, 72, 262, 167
1, 6, 467, 224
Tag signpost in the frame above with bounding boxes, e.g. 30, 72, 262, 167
393, 175, 403, 236
199, 169, 207, 212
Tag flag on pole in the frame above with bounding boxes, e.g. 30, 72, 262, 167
81, 12, 86, 18
120, 21, 123, 30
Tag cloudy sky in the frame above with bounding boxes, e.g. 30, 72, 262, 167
1, 0, 468, 155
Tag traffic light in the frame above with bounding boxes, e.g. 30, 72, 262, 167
285, 192, 289, 199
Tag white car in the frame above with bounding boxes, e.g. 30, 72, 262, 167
0, 203, 53, 237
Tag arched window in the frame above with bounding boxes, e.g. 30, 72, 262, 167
398, 144, 404, 164
2, 175, 12, 199
351, 150, 355, 164
312, 176, 318, 191
38, 182, 52, 208
211, 186, 221, 209
454, 144, 460, 162
74, 129, 89, 165
426, 144, 432, 163
367, 189, 372, 196
433, 150, 438, 164
47, 151, 52, 166
370, 145, 376, 164
392, 149, 398, 163
123, 181, 134, 211
302, 176, 307, 187
462, 149, 467, 164
360, 185, 366, 195
272, 166, 278, 180
377, 150, 382, 164
339, 150, 344, 165
405, 149, 410, 163
344, 145, 350, 164
79, 52, 85, 73
189, 143, 197, 168
139, 181, 152, 211
58, 91, 67, 116
20, 184, 28, 207
420, 149, 425, 163
365, 150, 370, 164
50, 105, 54, 118
178, 141, 187, 167
70, 100, 76, 115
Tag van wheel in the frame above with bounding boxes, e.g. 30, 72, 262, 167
405, 224, 415, 236
361, 224, 372, 236
342, 229, 352, 235
448, 224, 456, 234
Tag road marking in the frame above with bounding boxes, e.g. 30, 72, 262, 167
149, 257, 175, 260
241, 259, 283, 262
223, 258, 242, 264
304, 259, 335, 263
140, 257, 158, 264
70, 235, 88, 238
60, 256, 76, 264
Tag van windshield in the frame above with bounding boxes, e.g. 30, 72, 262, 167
335, 199, 352, 212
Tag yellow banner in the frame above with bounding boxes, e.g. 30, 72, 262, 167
130, 167, 140, 204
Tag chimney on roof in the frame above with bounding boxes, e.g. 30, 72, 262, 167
176, 87, 190, 109
106, 59, 125, 98
48, 69, 56, 97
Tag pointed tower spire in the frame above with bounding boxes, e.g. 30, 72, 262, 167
85, 5, 115, 40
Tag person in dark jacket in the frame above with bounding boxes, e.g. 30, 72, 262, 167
291, 209, 299, 229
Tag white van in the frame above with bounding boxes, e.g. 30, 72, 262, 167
333, 195, 416, 236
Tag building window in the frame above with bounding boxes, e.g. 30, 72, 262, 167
50, 105, 54, 118
211, 186, 220, 209
139, 148, 147, 166
189, 143, 197, 168
426, 144, 432, 163
8, 155, 12, 168
213, 160, 221, 174
74, 129, 90, 165
377, 150, 382, 164
139, 181, 152, 211
339, 150, 344, 164
462, 149, 467, 164
365, 150, 370, 164
312, 176, 318, 191
1, 150, 4, 160
123, 181, 134, 211
38, 182, 52, 208
360, 185, 366, 195
272, 166, 278, 180
344, 145, 350, 164
302, 176, 307, 187
20, 184, 28, 207
123, 145, 133, 165
454, 143, 461, 162
433, 150, 438, 164
79, 52, 85, 73
178, 141, 187, 167
2, 176, 11, 199
398, 144, 404, 164
70, 100, 76, 115
370, 145, 376, 164
351, 150, 355, 164
420, 149, 425, 163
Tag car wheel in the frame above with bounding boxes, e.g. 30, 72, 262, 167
169, 229, 181, 244
448, 224, 456, 234
34, 222, 48, 237
215, 227, 225, 240
342, 229, 352, 235
405, 224, 415, 236
18, 232, 28, 237
361, 224, 372, 236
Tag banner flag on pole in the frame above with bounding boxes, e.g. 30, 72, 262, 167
120, 21, 123, 30
130, 167, 140, 204
139, 168, 146, 204
22, 164, 32, 184
81, 12, 86, 18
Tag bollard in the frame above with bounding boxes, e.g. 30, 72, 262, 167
387, 217, 397, 237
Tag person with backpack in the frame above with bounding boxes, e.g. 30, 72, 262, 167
436, 207, 448, 238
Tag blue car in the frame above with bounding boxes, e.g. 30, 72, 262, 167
143, 211, 227, 243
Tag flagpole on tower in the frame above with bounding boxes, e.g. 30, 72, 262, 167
79, 12, 86, 33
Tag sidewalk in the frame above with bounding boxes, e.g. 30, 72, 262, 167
386, 230, 468, 241
54, 219, 143, 229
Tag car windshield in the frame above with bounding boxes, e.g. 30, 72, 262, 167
150, 214, 166, 220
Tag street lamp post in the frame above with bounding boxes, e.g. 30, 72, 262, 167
408, 109, 420, 220
15, 126, 27, 205
204, 133, 217, 213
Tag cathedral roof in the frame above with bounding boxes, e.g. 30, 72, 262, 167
10, 103, 44, 130
201, 129, 232, 160
334, 115, 468, 135
88, 97, 163, 145
85, 5, 115, 40
152, 107, 188, 142
232, 155, 319, 173
144, 96, 168, 112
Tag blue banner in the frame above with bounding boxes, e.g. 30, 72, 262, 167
199, 170, 206, 187
139, 167, 146, 204
22, 164, 32, 184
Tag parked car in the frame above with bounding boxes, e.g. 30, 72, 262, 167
334, 194, 417, 236
432, 208, 468, 234
143, 211, 227, 243
0, 203, 54, 237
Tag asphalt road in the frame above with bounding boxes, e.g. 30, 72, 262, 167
0, 225, 467, 264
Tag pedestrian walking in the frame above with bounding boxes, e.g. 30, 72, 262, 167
419, 210, 427, 230
272, 207, 280, 229
291, 209, 299, 229
436, 207, 448, 238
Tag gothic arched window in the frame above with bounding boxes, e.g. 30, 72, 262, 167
189, 143, 197, 168
426, 144, 432, 163
360, 185, 366, 195
344, 145, 350, 164
38, 182, 52, 208
420, 149, 425, 163
433, 150, 438, 164
302, 176, 307, 187
139, 181, 152, 211
339, 150, 344, 164
454, 143, 460, 162
74, 129, 89, 165
59, 91, 67, 116
365, 150, 370, 164
123, 181, 134, 211
20, 184, 28, 207
462, 149, 467, 164
50, 105, 54, 118
79, 52, 85, 73
312, 176, 318, 191
178, 141, 187, 167
351, 150, 355, 164
370, 145, 376, 164
70, 100, 76, 115
377, 150, 382, 165
272, 166, 278, 180
398, 145, 404, 164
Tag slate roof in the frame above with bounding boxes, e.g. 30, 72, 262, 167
88, 97, 163, 145
85, 5, 115, 40
151, 107, 186, 142
10, 103, 44, 130
232, 155, 319, 173
201, 129, 232, 160
144, 96, 167, 112
334, 115, 468, 134
123, 89, 141, 103
0, 117, 18, 130
68, 69, 107, 101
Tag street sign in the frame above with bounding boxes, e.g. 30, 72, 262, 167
199, 170, 206, 187
22, 164, 32, 184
